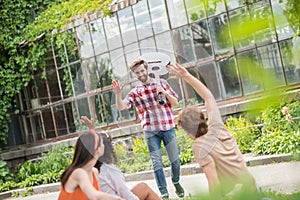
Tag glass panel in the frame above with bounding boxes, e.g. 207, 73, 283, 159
77, 98, 90, 128
185, 0, 206, 23
111, 85, 136, 125
148, 0, 169, 34
208, 13, 233, 55
133, 1, 153, 40
205, 0, 226, 17
76, 24, 93, 59
110, 48, 128, 81
229, 7, 255, 52
155, 31, 176, 64
226, 0, 247, 10
52, 43, 63, 68
172, 26, 195, 64
64, 30, 80, 63
20, 90, 29, 111
118, 6, 137, 46
70, 62, 86, 95
27, 79, 40, 110
95, 93, 108, 126
89, 18, 108, 55
25, 117, 33, 142
65, 102, 76, 133
279, 39, 300, 84
217, 57, 241, 98
191, 20, 213, 60
46, 61, 61, 102
237, 50, 263, 94
165, 77, 183, 109
166, 0, 188, 28
35, 72, 50, 106
32, 114, 44, 141
124, 43, 140, 68
96, 53, 113, 88
250, 0, 276, 46
53, 104, 68, 136
257, 44, 285, 87
271, 0, 296, 40
103, 14, 122, 50
41, 108, 56, 138
196, 62, 222, 100
82, 58, 98, 91
139, 37, 156, 55
103, 91, 118, 124
58, 67, 73, 98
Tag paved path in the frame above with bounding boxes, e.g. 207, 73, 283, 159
4, 161, 300, 200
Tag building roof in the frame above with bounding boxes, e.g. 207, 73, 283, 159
110, 0, 140, 13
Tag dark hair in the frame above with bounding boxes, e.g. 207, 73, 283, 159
177, 106, 208, 138
94, 132, 118, 170
60, 132, 101, 186
130, 59, 148, 72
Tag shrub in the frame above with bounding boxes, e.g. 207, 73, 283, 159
252, 129, 300, 155
225, 116, 260, 154
253, 100, 300, 155
256, 101, 300, 135
0, 160, 13, 184
176, 128, 194, 164
16, 144, 72, 182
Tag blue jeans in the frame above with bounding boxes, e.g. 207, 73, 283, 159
144, 128, 181, 196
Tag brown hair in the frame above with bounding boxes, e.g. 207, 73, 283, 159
177, 106, 208, 138
60, 132, 102, 186
130, 59, 148, 72
94, 132, 118, 170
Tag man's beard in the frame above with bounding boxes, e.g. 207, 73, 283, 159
138, 75, 148, 83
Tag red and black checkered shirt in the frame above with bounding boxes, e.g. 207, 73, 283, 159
124, 78, 178, 131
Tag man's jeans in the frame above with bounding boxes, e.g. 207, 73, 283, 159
144, 128, 181, 196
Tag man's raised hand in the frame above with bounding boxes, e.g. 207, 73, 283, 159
112, 80, 124, 94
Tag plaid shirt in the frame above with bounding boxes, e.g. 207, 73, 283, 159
124, 78, 178, 131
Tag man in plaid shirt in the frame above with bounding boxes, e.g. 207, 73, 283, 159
112, 59, 184, 200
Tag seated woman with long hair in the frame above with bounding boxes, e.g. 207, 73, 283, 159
81, 116, 161, 200
58, 123, 124, 200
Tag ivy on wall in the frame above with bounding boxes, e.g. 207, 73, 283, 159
0, 0, 112, 144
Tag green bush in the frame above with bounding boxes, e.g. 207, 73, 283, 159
225, 116, 260, 154
256, 101, 300, 135
253, 100, 300, 155
176, 128, 195, 164
252, 129, 300, 155
16, 144, 72, 182
0, 181, 18, 192
0, 160, 13, 184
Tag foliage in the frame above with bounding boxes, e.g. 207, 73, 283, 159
0, 0, 112, 144
285, 0, 300, 36
252, 129, 300, 155
176, 128, 195, 164
0, 181, 18, 193
115, 130, 195, 174
16, 144, 72, 182
252, 100, 300, 155
225, 116, 260, 153
0, 160, 14, 184
116, 136, 153, 174
185, 190, 300, 200
0, 144, 71, 193
256, 100, 300, 134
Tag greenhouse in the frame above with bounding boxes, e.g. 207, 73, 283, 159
2, 0, 300, 148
